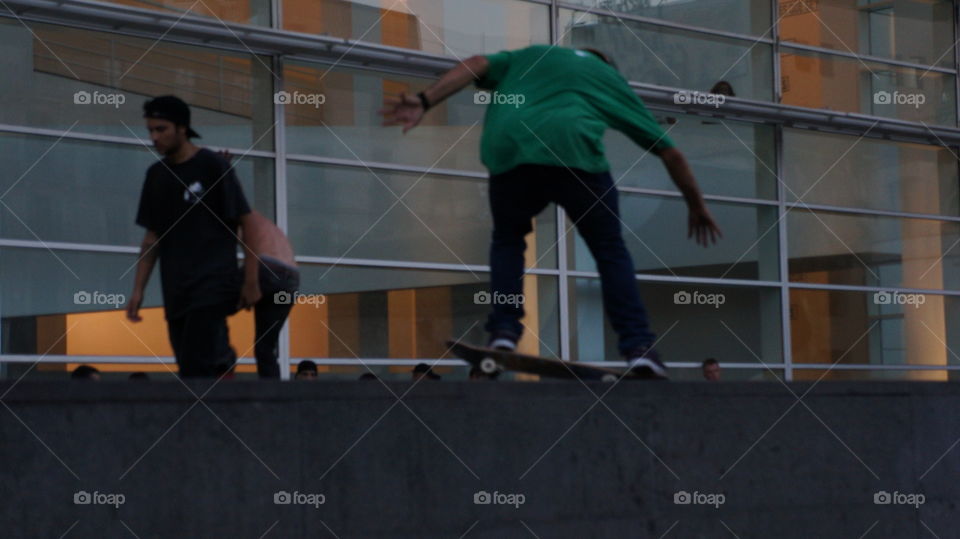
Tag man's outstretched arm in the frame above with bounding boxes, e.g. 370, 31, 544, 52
656, 147, 723, 247
380, 55, 490, 133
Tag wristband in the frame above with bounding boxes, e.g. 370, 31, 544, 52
417, 91, 431, 111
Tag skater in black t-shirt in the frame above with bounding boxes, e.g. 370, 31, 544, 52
125, 95, 261, 378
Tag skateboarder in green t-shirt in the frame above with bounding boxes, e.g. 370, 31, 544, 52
380, 45, 721, 379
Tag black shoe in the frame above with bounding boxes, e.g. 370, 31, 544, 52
487, 331, 518, 352
625, 347, 668, 380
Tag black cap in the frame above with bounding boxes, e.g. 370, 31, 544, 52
143, 95, 201, 139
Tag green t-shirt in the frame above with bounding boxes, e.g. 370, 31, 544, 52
475, 45, 675, 175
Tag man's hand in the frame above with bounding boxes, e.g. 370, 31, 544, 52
218, 149, 234, 163
378, 55, 488, 134
239, 279, 262, 311
687, 203, 722, 247
126, 290, 144, 322
379, 92, 425, 134
656, 148, 722, 246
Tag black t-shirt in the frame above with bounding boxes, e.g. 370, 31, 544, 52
135, 148, 251, 320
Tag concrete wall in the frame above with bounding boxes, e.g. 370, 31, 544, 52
1, 379, 957, 538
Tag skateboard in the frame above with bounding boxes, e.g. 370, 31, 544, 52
446, 340, 651, 381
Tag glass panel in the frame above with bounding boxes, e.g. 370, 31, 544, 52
607, 114, 778, 200
289, 265, 560, 359
780, 47, 956, 126
98, 0, 272, 25
283, 61, 484, 172
0, 133, 273, 245
0, 248, 163, 356
571, 194, 780, 281
565, 0, 773, 36
783, 129, 960, 216
789, 290, 960, 375
0, 19, 276, 148
779, 0, 955, 68
281, 0, 549, 57
570, 279, 783, 363
0, 247, 276, 363
787, 209, 960, 290
287, 162, 557, 268
559, 9, 775, 101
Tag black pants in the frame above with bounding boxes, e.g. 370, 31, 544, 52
486, 164, 656, 356
254, 255, 300, 378
167, 301, 237, 378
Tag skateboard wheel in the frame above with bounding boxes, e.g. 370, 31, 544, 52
479, 357, 499, 374
601, 373, 617, 383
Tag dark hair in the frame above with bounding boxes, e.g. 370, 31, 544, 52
129, 372, 149, 381
296, 360, 318, 373
709, 80, 735, 97
71, 365, 100, 379
358, 372, 378, 381
702, 358, 719, 368
412, 363, 441, 380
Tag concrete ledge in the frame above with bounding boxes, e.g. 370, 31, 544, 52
1, 380, 957, 538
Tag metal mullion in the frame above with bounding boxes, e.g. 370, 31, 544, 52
617, 186, 781, 208
775, 124, 792, 382
564, 269, 784, 289
772, 0, 781, 104
787, 282, 960, 297
273, 54, 291, 381
786, 201, 960, 224
550, 0, 571, 362
294, 255, 561, 277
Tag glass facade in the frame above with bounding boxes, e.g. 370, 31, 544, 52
1, 0, 958, 381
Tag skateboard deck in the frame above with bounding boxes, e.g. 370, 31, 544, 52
447, 340, 647, 381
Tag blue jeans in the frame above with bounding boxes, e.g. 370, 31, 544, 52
484, 164, 656, 356
253, 255, 300, 378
